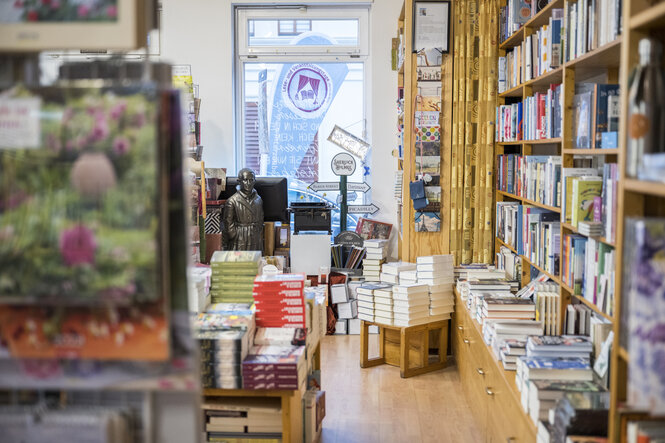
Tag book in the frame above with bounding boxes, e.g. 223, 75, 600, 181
571, 176, 603, 228
483, 296, 536, 311
522, 357, 593, 381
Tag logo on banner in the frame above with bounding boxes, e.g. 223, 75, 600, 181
282, 64, 333, 118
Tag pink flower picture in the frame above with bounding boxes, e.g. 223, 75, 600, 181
59, 225, 97, 266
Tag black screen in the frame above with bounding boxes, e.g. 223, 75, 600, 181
218, 176, 289, 223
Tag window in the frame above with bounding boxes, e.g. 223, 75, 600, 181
235, 6, 369, 234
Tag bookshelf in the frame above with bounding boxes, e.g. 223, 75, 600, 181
396, 0, 453, 261
610, 1, 665, 441
494, 0, 629, 440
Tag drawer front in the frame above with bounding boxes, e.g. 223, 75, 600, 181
485, 369, 536, 443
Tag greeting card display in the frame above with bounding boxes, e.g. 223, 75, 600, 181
0, 86, 170, 361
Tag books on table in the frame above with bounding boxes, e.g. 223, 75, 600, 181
519, 357, 593, 382
526, 335, 593, 359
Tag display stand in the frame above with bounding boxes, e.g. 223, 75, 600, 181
359, 319, 448, 378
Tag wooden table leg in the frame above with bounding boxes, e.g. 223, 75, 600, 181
360, 321, 385, 369
400, 327, 409, 378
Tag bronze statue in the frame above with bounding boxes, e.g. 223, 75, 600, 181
222, 168, 264, 251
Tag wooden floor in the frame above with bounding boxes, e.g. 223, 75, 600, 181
319, 334, 483, 443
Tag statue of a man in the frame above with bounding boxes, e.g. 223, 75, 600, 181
222, 168, 264, 251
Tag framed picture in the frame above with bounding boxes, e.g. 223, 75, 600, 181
0, 0, 153, 52
355, 218, 393, 240
412, 0, 451, 55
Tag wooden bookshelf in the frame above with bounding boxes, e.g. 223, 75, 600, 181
499, 0, 565, 50
609, 1, 665, 440
562, 148, 620, 155
571, 293, 614, 322
497, 189, 562, 213
561, 222, 616, 247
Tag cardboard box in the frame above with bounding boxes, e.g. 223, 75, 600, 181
348, 318, 361, 335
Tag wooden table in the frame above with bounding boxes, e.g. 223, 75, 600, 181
359, 319, 449, 378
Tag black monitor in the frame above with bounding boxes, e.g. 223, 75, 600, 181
218, 176, 289, 223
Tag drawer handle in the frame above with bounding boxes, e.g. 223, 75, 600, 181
463, 339, 470, 344
457, 325, 463, 330
476, 368, 485, 375
485, 388, 494, 396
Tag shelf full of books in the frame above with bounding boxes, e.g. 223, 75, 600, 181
493, 0, 634, 441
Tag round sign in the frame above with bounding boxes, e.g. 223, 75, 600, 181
281, 64, 333, 119
331, 153, 356, 176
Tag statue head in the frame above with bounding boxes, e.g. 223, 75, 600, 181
238, 168, 256, 194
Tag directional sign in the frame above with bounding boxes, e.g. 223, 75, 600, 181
347, 204, 379, 215
308, 181, 370, 193
347, 182, 371, 193
308, 181, 340, 192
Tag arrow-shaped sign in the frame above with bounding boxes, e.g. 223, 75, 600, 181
347, 182, 371, 193
347, 204, 379, 215
308, 182, 340, 192
308, 181, 371, 193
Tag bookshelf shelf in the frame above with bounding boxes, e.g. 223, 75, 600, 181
525, 65, 564, 90
630, 2, 665, 30
624, 178, 665, 198
562, 148, 620, 155
561, 222, 616, 248
523, 137, 562, 145
520, 251, 562, 285
497, 190, 561, 213
499, 83, 524, 98
570, 293, 614, 322
499, 0, 565, 50
566, 37, 623, 70
619, 346, 629, 362
496, 236, 518, 255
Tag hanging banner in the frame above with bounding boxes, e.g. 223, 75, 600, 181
266, 33, 349, 181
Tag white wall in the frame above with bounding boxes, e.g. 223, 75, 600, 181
160, 0, 402, 257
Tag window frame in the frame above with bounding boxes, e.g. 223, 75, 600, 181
233, 5, 370, 175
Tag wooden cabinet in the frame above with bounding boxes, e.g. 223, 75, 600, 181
453, 290, 536, 442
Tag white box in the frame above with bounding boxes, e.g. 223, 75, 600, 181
334, 319, 348, 335
337, 300, 358, 319
291, 234, 331, 276
330, 284, 349, 304
348, 318, 361, 335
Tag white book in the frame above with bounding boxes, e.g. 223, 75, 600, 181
358, 313, 374, 322
392, 283, 429, 294
374, 288, 393, 299
400, 270, 418, 281
365, 253, 386, 261
374, 298, 393, 307
393, 304, 429, 315
416, 263, 453, 272
358, 300, 374, 310
362, 258, 384, 266
374, 304, 394, 314
392, 292, 430, 302
417, 271, 454, 280
363, 239, 388, 249
393, 317, 431, 327
358, 303, 374, 315
430, 305, 454, 316
393, 298, 430, 309
363, 264, 382, 271
418, 277, 455, 286
380, 273, 399, 284
428, 283, 454, 293
374, 316, 393, 326
430, 300, 455, 310
382, 262, 417, 275
400, 278, 419, 285
416, 255, 453, 264
357, 294, 374, 303
428, 313, 451, 322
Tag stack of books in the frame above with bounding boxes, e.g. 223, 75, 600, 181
578, 221, 603, 237
373, 285, 394, 326
242, 345, 306, 390
362, 239, 388, 281
210, 251, 262, 303
479, 295, 536, 325
481, 320, 543, 370
527, 380, 606, 426
454, 264, 506, 281
252, 274, 306, 329
417, 255, 455, 321
381, 261, 416, 285
202, 398, 282, 441
194, 305, 256, 389
526, 335, 593, 360
392, 284, 430, 327
456, 275, 518, 301
356, 283, 391, 323
399, 270, 418, 285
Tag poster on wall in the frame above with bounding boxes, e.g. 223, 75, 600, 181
412, 0, 451, 54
